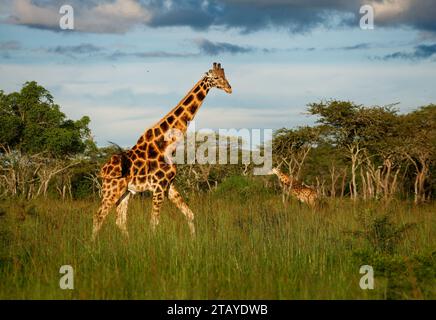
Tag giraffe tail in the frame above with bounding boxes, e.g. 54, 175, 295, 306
107, 141, 131, 177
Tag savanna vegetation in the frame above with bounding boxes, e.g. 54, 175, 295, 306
0, 82, 435, 299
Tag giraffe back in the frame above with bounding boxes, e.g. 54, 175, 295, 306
291, 184, 318, 207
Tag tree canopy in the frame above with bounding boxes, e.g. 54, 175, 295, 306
0, 81, 94, 157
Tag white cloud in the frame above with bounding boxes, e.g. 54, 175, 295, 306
9, 0, 59, 29
8, 0, 152, 33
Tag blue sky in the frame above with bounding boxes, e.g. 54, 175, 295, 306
1, 0, 436, 146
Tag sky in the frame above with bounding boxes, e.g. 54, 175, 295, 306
0, 0, 436, 147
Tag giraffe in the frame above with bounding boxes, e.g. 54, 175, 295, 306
270, 167, 318, 208
92, 62, 232, 240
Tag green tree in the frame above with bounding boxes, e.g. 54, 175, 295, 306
0, 81, 93, 156
399, 105, 436, 203
0, 82, 96, 199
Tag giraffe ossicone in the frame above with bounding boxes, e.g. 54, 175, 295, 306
92, 62, 232, 240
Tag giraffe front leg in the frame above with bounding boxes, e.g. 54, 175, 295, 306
116, 192, 131, 239
150, 190, 164, 232
168, 184, 195, 237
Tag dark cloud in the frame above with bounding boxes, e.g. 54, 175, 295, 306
5, 0, 436, 34
194, 38, 253, 55
149, 0, 359, 33
109, 50, 197, 59
0, 40, 21, 51
110, 39, 254, 58
339, 43, 371, 50
0, 40, 21, 59
381, 43, 436, 61
49, 43, 103, 55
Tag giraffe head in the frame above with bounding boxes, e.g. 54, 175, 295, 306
271, 167, 280, 175
206, 62, 232, 94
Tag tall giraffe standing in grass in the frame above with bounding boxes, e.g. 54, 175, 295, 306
271, 167, 318, 208
93, 63, 232, 240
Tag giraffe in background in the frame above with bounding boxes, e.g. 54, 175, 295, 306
93, 63, 232, 240
271, 167, 318, 208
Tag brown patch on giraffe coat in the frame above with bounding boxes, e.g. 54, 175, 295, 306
137, 142, 147, 151
154, 127, 162, 137
148, 160, 158, 172
159, 179, 169, 188
160, 121, 169, 132
174, 106, 184, 116
148, 143, 159, 158
167, 115, 175, 125
166, 170, 175, 180
145, 129, 153, 140
188, 103, 198, 114
138, 166, 146, 176
136, 150, 146, 158
155, 170, 165, 179
183, 95, 194, 106
158, 154, 166, 163
196, 91, 205, 101
134, 159, 144, 167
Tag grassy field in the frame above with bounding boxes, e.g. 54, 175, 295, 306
0, 177, 435, 299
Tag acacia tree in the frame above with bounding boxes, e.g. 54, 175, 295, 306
399, 105, 436, 203
308, 100, 400, 201
273, 126, 320, 180
0, 81, 95, 198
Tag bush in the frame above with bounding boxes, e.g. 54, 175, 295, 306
214, 175, 272, 201
350, 212, 435, 299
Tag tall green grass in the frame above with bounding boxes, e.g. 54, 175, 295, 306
0, 177, 435, 299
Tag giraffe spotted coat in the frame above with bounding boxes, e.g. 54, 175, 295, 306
271, 168, 318, 208
93, 63, 232, 240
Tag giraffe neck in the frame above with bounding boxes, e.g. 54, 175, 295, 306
131, 76, 212, 158
156, 76, 211, 134
275, 170, 299, 188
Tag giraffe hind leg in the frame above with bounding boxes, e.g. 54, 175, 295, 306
115, 192, 131, 239
92, 179, 127, 241
168, 184, 195, 237
92, 197, 116, 241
